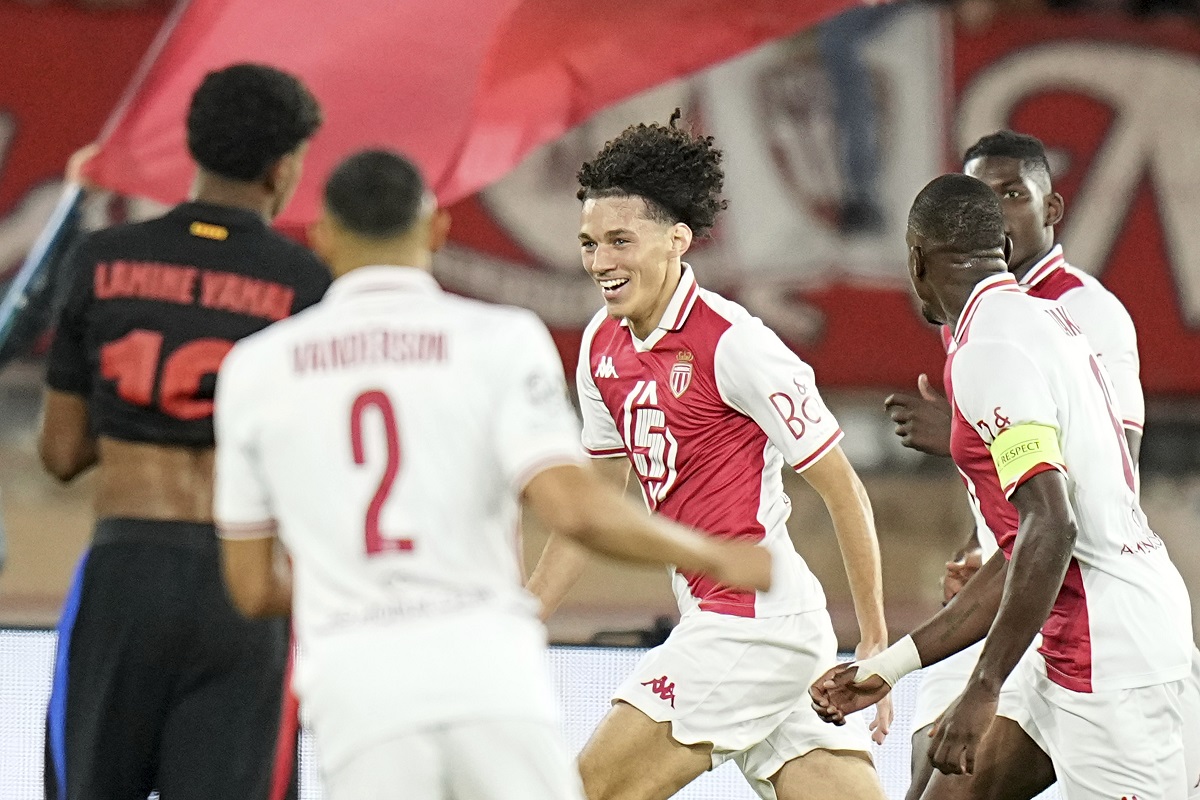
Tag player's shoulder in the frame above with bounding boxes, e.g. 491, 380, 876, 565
75, 214, 171, 254
694, 287, 753, 328
1058, 266, 1132, 322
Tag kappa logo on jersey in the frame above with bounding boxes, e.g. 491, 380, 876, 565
595, 355, 619, 379
670, 350, 694, 398
641, 675, 676, 708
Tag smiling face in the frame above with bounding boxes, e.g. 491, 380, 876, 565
579, 195, 692, 338
963, 155, 1062, 278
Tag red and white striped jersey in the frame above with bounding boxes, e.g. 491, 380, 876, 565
578, 266, 840, 619
946, 272, 1190, 693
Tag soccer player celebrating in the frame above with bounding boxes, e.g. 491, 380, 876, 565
812, 174, 1194, 799
212, 149, 771, 800
528, 115, 890, 800
40, 65, 327, 800
885, 131, 1190, 800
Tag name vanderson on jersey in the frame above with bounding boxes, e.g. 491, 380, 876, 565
577, 266, 838, 620
213, 267, 584, 770
945, 273, 1190, 693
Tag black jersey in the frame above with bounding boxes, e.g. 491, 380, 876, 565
46, 201, 329, 447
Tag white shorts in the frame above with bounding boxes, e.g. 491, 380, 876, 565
1184, 647, 1200, 797
323, 718, 584, 800
910, 640, 985, 732
612, 609, 871, 799
998, 650, 1189, 800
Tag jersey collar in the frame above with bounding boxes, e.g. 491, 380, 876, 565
325, 265, 441, 302
952, 271, 1022, 345
618, 263, 700, 349
1018, 244, 1066, 289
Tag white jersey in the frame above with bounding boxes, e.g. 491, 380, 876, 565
1019, 244, 1144, 432
213, 266, 583, 770
942, 244, 1141, 558
577, 265, 839, 619
946, 272, 1191, 693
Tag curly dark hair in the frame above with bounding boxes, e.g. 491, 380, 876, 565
963, 130, 1052, 186
576, 109, 727, 237
186, 63, 322, 182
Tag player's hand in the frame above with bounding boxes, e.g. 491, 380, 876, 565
808, 663, 892, 725
65, 142, 100, 187
927, 682, 998, 775
941, 549, 984, 604
710, 542, 772, 592
884, 374, 952, 456
853, 641, 893, 743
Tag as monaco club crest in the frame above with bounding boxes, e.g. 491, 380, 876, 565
671, 351, 694, 398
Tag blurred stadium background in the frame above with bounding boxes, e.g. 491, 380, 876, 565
0, 0, 1197, 797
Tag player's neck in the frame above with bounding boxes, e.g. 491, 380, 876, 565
189, 173, 274, 221
1008, 242, 1055, 283
626, 262, 683, 339
328, 243, 431, 280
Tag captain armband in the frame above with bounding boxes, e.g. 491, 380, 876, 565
989, 423, 1064, 491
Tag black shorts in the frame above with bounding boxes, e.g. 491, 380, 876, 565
44, 518, 297, 800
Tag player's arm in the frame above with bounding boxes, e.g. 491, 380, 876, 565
522, 462, 769, 591
526, 455, 630, 621
218, 527, 293, 618
39, 241, 98, 482
39, 390, 97, 482
800, 446, 888, 653
212, 342, 290, 617
1069, 290, 1143, 465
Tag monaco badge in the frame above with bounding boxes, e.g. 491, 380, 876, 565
670, 351, 694, 398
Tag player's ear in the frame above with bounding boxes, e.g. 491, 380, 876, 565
908, 244, 925, 281
1044, 191, 1065, 228
428, 208, 452, 253
671, 222, 693, 258
1002, 235, 1014, 265
309, 211, 335, 266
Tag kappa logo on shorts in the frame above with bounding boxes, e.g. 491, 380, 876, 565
641, 675, 676, 708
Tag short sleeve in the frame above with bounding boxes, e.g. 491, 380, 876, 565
45, 241, 94, 395
576, 332, 624, 458
714, 319, 843, 472
1066, 289, 1143, 430
950, 340, 1066, 498
493, 312, 584, 491
213, 341, 275, 535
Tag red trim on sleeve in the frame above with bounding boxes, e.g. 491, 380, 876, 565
1002, 461, 1066, 500
790, 429, 844, 473
585, 445, 627, 457
1122, 419, 1144, 432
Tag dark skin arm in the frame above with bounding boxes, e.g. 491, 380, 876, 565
927, 469, 1076, 774
810, 470, 1077, 775
39, 389, 98, 482
884, 374, 952, 457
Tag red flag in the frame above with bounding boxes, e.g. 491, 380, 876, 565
86, 0, 869, 227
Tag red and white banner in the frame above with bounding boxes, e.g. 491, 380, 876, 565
1, 6, 1197, 396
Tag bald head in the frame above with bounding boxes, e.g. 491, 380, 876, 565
908, 174, 1006, 255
